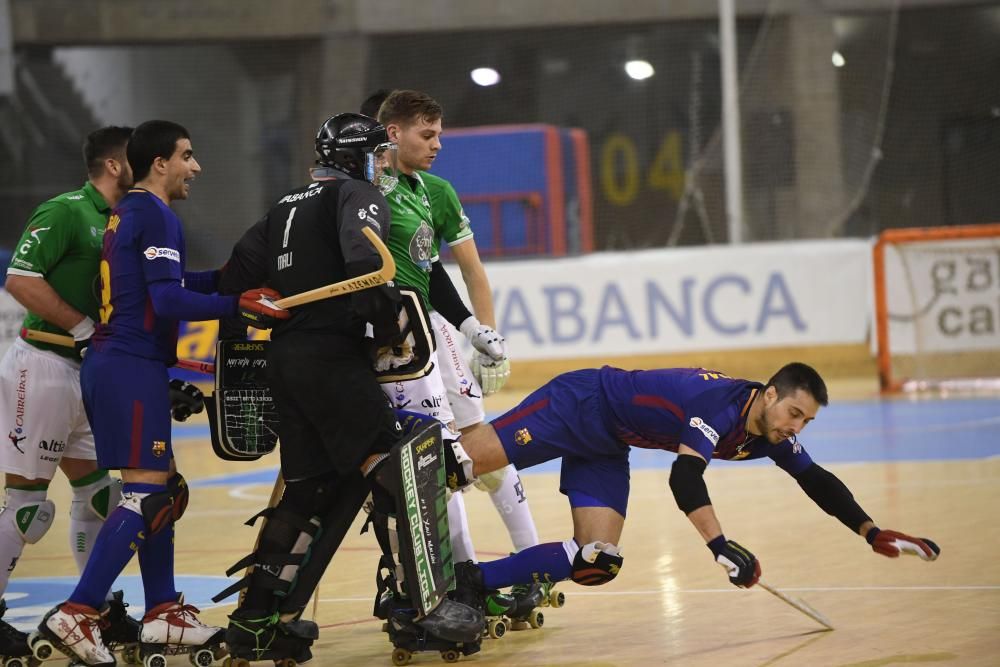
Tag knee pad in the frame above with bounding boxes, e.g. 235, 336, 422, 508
2, 490, 55, 544
571, 541, 623, 586
69, 474, 122, 522
167, 473, 189, 523
136, 488, 174, 535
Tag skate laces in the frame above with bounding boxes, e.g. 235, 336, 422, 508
230, 612, 280, 657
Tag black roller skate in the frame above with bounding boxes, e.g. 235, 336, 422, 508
452, 561, 516, 640
505, 581, 564, 631
224, 608, 314, 667
100, 590, 141, 665
0, 600, 37, 667
376, 568, 484, 665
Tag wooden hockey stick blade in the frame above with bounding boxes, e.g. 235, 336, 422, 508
758, 580, 834, 630
274, 226, 396, 309
23, 328, 216, 375
238, 471, 286, 608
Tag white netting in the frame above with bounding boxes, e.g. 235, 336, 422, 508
880, 231, 1000, 391
221, 388, 280, 457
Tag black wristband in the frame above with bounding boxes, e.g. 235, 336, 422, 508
865, 527, 880, 543
706, 535, 727, 556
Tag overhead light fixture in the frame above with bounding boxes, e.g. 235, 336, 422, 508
471, 67, 500, 87
625, 59, 655, 80
831, 51, 846, 67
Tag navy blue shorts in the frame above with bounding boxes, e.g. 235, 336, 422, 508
81, 349, 172, 471
491, 369, 630, 516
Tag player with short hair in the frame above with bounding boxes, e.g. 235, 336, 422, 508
0, 125, 138, 663
34, 120, 288, 667
364, 90, 544, 618
414, 362, 940, 597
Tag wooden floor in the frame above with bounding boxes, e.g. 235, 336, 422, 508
11, 377, 1000, 666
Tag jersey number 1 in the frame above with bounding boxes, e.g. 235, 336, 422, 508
282, 207, 297, 248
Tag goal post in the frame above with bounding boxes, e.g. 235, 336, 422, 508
873, 223, 1000, 392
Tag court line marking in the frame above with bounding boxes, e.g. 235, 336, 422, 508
311, 583, 1000, 604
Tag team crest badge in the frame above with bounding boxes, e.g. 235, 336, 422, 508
514, 428, 532, 446
151, 440, 166, 457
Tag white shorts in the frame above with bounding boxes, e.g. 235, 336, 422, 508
381, 358, 456, 428
431, 311, 485, 429
0, 338, 96, 479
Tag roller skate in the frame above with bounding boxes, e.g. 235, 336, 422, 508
505, 581, 565, 631
32, 601, 114, 666
100, 590, 141, 665
0, 600, 37, 667
382, 605, 480, 666
139, 594, 227, 667
453, 561, 515, 640
224, 608, 315, 666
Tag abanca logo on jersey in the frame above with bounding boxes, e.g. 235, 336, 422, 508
689, 417, 719, 445
143, 246, 180, 262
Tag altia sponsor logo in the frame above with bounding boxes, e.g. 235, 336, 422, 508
689, 416, 719, 445
143, 246, 180, 262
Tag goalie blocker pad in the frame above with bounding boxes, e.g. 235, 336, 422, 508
392, 420, 454, 617
206, 340, 280, 461
374, 287, 436, 383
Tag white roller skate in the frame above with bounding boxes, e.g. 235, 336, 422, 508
139, 595, 227, 667
33, 601, 114, 666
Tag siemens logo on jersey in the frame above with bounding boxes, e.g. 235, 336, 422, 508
143, 246, 180, 262
278, 187, 323, 204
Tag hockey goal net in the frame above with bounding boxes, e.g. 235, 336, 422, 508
874, 224, 1000, 392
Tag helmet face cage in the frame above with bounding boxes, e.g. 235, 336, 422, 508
314, 113, 388, 181
365, 142, 399, 192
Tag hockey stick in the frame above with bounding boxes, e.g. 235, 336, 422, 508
273, 226, 395, 309
758, 580, 834, 630
22, 328, 215, 374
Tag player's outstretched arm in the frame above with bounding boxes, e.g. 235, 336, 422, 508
670, 446, 760, 588
794, 463, 939, 561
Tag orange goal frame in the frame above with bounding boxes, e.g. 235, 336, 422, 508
873, 223, 1000, 392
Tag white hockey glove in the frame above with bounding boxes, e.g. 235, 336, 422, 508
460, 316, 510, 395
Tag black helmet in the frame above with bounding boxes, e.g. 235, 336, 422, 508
315, 113, 389, 181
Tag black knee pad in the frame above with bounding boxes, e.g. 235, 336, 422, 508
283, 473, 340, 517
571, 541, 624, 586
139, 488, 174, 535
167, 473, 189, 523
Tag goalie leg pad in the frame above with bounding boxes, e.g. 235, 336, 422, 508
2, 489, 55, 544
69, 472, 122, 522
571, 541, 623, 586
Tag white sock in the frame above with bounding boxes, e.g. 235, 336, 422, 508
69, 477, 110, 574
0, 488, 45, 593
447, 491, 477, 563
488, 465, 539, 552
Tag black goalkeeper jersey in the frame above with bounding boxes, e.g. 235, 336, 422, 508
220, 173, 396, 339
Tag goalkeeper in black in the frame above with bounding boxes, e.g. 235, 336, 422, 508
214, 114, 484, 663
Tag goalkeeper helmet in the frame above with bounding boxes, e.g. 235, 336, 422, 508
315, 113, 395, 186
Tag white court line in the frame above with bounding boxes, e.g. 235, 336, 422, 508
312, 583, 1000, 603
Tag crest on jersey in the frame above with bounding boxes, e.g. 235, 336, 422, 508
514, 428, 532, 446
151, 440, 166, 457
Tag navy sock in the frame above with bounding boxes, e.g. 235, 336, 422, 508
139, 523, 178, 610
479, 541, 573, 590
67, 483, 160, 610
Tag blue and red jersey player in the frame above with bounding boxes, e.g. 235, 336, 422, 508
420, 362, 942, 605
39, 120, 288, 666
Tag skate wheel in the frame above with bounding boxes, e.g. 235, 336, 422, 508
122, 644, 141, 665
440, 648, 461, 663
223, 658, 250, 667
391, 647, 412, 666
549, 589, 565, 608
5, 656, 26, 667
529, 609, 544, 629
487, 618, 506, 640
273, 659, 297, 667
509, 619, 528, 631
144, 653, 168, 667
27, 634, 52, 661
190, 648, 216, 667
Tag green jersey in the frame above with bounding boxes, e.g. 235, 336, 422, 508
384, 172, 473, 310
7, 182, 109, 358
